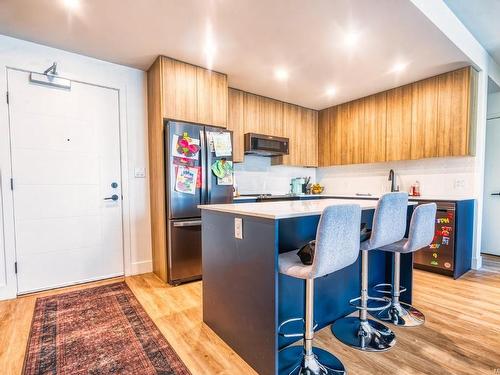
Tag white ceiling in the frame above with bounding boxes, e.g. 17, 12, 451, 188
444, 0, 500, 93
444, 0, 500, 65
0, 0, 472, 109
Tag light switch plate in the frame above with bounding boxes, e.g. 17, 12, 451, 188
234, 218, 243, 239
134, 167, 146, 178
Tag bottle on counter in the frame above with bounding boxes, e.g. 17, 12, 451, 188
410, 181, 421, 196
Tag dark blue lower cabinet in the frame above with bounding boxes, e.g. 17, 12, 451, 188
201, 208, 414, 375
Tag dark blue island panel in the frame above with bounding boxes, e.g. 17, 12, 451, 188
201, 208, 414, 375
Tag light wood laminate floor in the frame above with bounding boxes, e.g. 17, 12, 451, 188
1, 255, 499, 375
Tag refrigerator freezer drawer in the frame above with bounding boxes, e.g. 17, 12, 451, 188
168, 219, 202, 285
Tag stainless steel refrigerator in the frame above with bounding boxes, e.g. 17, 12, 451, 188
164, 120, 233, 285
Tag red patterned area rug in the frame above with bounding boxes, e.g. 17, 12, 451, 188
23, 282, 191, 375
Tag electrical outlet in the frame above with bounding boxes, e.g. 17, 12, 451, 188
134, 167, 146, 178
234, 218, 243, 239
454, 179, 465, 189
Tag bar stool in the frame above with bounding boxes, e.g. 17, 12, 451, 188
371, 203, 437, 327
331, 192, 408, 352
278, 204, 362, 375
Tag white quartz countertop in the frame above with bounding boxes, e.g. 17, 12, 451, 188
232, 194, 475, 202
200, 198, 416, 220
317, 194, 476, 201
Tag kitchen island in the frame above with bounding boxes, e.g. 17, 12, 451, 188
200, 199, 416, 375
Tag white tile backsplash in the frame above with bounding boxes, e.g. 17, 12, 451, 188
234, 155, 316, 195
316, 156, 476, 197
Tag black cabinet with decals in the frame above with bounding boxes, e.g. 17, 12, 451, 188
413, 199, 475, 279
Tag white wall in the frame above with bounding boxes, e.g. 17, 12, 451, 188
0, 35, 151, 300
235, 156, 316, 195
317, 157, 475, 198
488, 91, 500, 118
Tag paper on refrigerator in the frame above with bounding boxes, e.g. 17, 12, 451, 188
175, 165, 199, 195
209, 132, 232, 157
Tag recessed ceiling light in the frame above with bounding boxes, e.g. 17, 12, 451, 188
343, 31, 360, 47
62, 0, 80, 10
326, 87, 337, 96
274, 68, 289, 81
391, 62, 408, 73
204, 20, 216, 70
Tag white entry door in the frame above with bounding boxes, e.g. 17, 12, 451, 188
7, 69, 124, 294
482, 117, 500, 256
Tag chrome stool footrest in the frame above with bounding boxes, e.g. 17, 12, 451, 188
278, 317, 318, 338
371, 301, 425, 327
331, 317, 396, 352
349, 295, 391, 312
373, 283, 407, 295
279, 346, 346, 375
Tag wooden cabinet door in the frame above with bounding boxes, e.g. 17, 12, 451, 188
228, 88, 245, 162
363, 92, 387, 163
436, 67, 471, 157
243, 92, 261, 135
318, 108, 331, 167
161, 57, 197, 123
259, 96, 283, 136
411, 76, 439, 159
386, 85, 412, 161
301, 107, 318, 167
342, 100, 364, 165
196, 67, 228, 127
282, 103, 300, 165
329, 106, 342, 165
282, 104, 318, 167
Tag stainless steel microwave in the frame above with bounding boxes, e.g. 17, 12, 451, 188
244, 133, 289, 156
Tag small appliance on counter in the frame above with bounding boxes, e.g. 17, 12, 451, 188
290, 177, 311, 195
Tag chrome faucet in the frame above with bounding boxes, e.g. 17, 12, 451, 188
388, 169, 398, 192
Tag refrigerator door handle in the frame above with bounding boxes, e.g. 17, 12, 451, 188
205, 130, 212, 203
173, 220, 202, 227
200, 129, 207, 205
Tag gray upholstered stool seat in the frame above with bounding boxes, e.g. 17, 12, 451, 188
371, 203, 437, 327
278, 251, 313, 279
278, 204, 362, 375
331, 192, 408, 352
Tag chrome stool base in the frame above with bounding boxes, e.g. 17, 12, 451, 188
331, 316, 396, 352
279, 346, 346, 375
371, 300, 425, 327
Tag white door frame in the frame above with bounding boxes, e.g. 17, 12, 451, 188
1, 66, 133, 298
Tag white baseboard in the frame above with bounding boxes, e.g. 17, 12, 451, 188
130, 260, 153, 275
472, 255, 482, 270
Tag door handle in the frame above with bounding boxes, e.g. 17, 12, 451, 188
104, 194, 119, 201
173, 220, 202, 227
491, 192, 500, 196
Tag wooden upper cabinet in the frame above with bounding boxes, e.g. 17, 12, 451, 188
161, 57, 198, 123
282, 104, 318, 167
317, 66, 475, 167
301, 107, 318, 167
363, 92, 387, 163
196, 67, 228, 127
159, 56, 228, 127
282, 103, 300, 165
259, 96, 283, 137
317, 108, 331, 167
227, 88, 245, 163
243, 92, 261, 134
386, 85, 412, 161
410, 76, 439, 159
436, 67, 475, 157
343, 100, 364, 165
